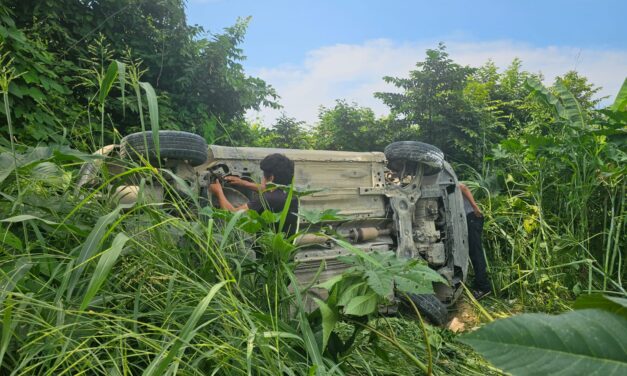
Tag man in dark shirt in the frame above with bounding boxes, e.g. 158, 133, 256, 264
459, 183, 492, 299
209, 153, 299, 236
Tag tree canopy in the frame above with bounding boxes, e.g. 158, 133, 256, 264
0, 0, 279, 147
375, 43, 482, 166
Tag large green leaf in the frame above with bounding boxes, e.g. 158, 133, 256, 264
0, 146, 94, 184
525, 78, 564, 117
278, 180, 295, 234
337, 282, 367, 306
334, 239, 382, 267
315, 274, 343, 291
0, 294, 14, 367
286, 272, 327, 375
344, 294, 378, 316
364, 269, 394, 297
554, 80, 585, 129
574, 294, 627, 320
29, 161, 69, 188
395, 266, 447, 295
0, 258, 31, 308
610, 77, 627, 112
313, 298, 339, 351
298, 208, 344, 224
116, 60, 126, 116
0, 225, 22, 251
460, 309, 627, 376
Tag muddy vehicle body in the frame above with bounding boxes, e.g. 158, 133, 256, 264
201, 143, 469, 319
79, 131, 469, 324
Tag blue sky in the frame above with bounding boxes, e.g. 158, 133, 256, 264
186, 0, 627, 124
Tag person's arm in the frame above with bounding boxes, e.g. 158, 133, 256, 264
223, 176, 263, 191
459, 183, 482, 217
209, 181, 248, 212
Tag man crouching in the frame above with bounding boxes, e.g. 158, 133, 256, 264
209, 153, 299, 236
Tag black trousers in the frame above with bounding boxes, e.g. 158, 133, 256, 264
467, 213, 490, 291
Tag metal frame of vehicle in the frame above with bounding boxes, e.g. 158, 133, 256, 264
197, 145, 469, 307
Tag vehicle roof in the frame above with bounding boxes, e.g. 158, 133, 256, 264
208, 145, 386, 163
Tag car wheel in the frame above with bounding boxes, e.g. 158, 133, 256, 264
384, 141, 444, 175
402, 293, 449, 326
120, 130, 208, 166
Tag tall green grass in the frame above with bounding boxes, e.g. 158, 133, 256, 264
470, 78, 627, 310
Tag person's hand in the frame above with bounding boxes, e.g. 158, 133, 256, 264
474, 207, 483, 217
223, 175, 245, 186
209, 180, 223, 195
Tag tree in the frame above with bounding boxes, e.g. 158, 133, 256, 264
375, 43, 482, 167
554, 71, 604, 110
1, 0, 278, 146
0, 5, 80, 145
256, 114, 311, 149
315, 100, 387, 151
485, 59, 543, 136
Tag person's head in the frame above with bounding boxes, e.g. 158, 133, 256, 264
260, 153, 294, 185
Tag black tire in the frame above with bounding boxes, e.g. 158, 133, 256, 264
120, 131, 208, 166
402, 293, 449, 326
384, 141, 444, 174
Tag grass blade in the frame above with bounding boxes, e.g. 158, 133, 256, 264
98, 62, 118, 105
80, 233, 130, 310
139, 82, 160, 162
0, 294, 16, 366
66, 204, 131, 301
116, 60, 126, 117
1, 214, 58, 226
0, 257, 31, 308
286, 270, 327, 375
143, 280, 231, 376
219, 210, 245, 251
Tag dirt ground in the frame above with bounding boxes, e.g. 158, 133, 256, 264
446, 298, 483, 332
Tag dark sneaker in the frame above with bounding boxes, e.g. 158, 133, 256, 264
472, 289, 491, 300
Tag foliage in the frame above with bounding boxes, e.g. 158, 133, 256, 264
460, 295, 627, 375
555, 70, 605, 110
315, 100, 388, 151
305, 247, 445, 372
0, 1, 278, 147
375, 43, 483, 167
0, 6, 78, 144
477, 78, 626, 308
462, 58, 543, 167
573, 294, 627, 318
255, 113, 312, 149
339, 317, 503, 375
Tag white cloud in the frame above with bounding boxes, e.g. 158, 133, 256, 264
247, 39, 627, 125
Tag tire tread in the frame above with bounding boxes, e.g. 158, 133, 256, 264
384, 141, 444, 173
120, 131, 208, 166
403, 293, 449, 326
